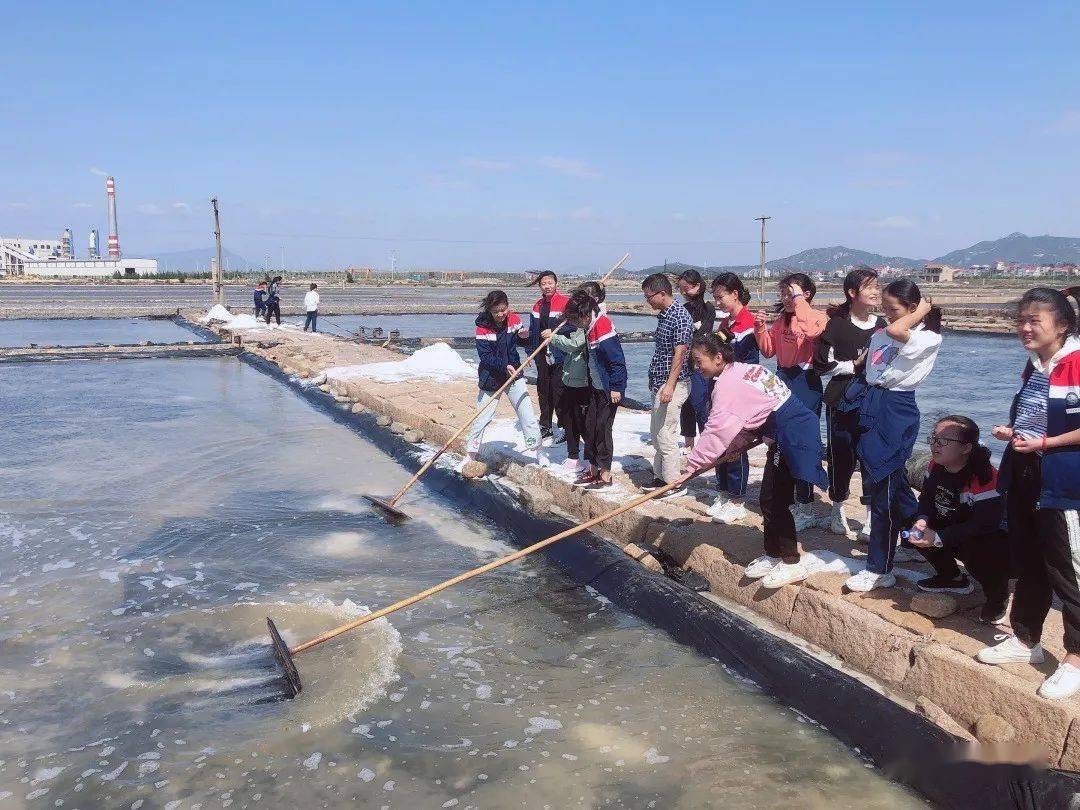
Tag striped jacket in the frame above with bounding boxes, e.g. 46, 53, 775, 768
526, 292, 570, 364
474, 311, 528, 392
999, 338, 1080, 510
716, 306, 760, 363
585, 312, 627, 394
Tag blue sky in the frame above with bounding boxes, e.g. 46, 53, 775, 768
2, 2, 1078, 271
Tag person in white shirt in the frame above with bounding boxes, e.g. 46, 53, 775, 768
303, 283, 320, 332
845, 279, 943, 593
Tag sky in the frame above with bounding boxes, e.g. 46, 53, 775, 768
2, 2, 1079, 272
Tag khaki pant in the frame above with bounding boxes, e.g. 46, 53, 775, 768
650, 380, 690, 483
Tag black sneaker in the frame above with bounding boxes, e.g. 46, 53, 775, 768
639, 477, 667, 493
540, 427, 553, 440
979, 602, 1009, 624
916, 573, 974, 595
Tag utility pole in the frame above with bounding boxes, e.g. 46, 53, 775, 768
210, 198, 224, 305
281, 245, 286, 274
755, 216, 771, 300
391, 251, 397, 281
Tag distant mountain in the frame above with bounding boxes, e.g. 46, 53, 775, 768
638, 247, 923, 278
147, 247, 251, 272
934, 233, 1080, 267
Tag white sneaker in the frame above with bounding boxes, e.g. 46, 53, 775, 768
859, 511, 872, 540
705, 493, 731, 520
744, 555, 781, 580
713, 501, 749, 524
1038, 662, 1080, 700
761, 558, 816, 589
828, 502, 850, 535
791, 502, 818, 532
977, 635, 1046, 666
893, 544, 919, 563
561, 458, 583, 472
845, 569, 896, 592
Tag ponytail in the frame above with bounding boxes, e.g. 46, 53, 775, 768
480, 289, 508, 312
526, 270, 557, 288
711, 272, 751, 306
885, 278, 941, 333
564, 289, 599, 322
692, 331, 736, 364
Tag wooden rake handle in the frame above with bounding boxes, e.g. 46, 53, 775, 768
292, 470, 690, 655
382, 252, 631, 509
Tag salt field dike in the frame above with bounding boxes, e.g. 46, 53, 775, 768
1, 292, 1078, 810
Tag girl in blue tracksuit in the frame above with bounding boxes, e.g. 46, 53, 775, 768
978, 287, 1080, 701
704, 272, 759, 523
563, 289, 627, 489
466, 290, 541, 463
845, 278, 942, 593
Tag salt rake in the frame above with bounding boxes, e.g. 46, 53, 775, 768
268, 470, 691, 698
362, 252, 631, 523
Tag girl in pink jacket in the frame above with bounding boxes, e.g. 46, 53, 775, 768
686, 333, 828, 590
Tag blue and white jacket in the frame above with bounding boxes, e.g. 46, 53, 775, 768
585, 312, 627, 394
526, 292, 570, 365
474, 311, 528, 393
999, 337, 1080, 511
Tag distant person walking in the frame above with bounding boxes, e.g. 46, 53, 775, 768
253, 282, 267, 319
639, 273, 694, 497
264, 276, 283, 325
304, 283, 320, 332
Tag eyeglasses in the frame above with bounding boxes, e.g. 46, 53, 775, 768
643, 290, 664, 300
928, 434, 967, 447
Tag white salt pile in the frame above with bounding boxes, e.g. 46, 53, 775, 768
201, 306, 296, 331
325, 342, 475, 384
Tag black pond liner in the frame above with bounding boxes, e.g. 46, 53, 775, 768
237, 348, 1078, 809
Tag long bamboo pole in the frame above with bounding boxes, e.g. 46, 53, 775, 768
292, 469, 689, 655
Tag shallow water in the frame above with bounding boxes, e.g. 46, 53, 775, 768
0, 358, 921, 808
0, 317, 206, 348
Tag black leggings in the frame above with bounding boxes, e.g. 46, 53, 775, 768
759, 440, 798, 560
264, 302, 281, 325
584, 388, 619, 471
536, 359, 564, 432
561, 385, 589, 458
826, 404, 859, 503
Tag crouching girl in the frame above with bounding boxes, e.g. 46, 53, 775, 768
904, 415, 1009, 623
466, 290, 541, 463
685, 333, 828, 589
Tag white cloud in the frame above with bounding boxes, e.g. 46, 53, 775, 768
7, 201, 31, 209
1044, 109, 1080, 135
535, 156, 601, 179
136, 203, 164, 215
460, 157, 516, 172
172, 201, 191, 211
868, 215, 915, 229
571, 206, 595, 220
89, 166, 108, 177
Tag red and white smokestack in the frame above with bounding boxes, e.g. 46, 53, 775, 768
106, 176, 121, 259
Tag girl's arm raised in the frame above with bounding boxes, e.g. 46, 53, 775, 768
886, 298, 933, 344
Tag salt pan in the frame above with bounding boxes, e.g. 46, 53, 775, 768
325, 343, 475, 384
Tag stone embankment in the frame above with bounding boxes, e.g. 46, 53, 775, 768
195, 312, 1079, 770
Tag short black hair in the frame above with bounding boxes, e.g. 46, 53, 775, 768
310, 283, 317, 290
641, 273, 672, 296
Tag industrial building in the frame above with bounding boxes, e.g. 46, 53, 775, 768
1, 176, 158, 277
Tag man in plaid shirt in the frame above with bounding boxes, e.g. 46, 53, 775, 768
641, 273, 693, 493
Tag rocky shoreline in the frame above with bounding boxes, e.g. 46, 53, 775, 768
189, 309, 1080, 772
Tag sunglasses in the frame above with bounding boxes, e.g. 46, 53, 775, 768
928, 433, 968, 447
